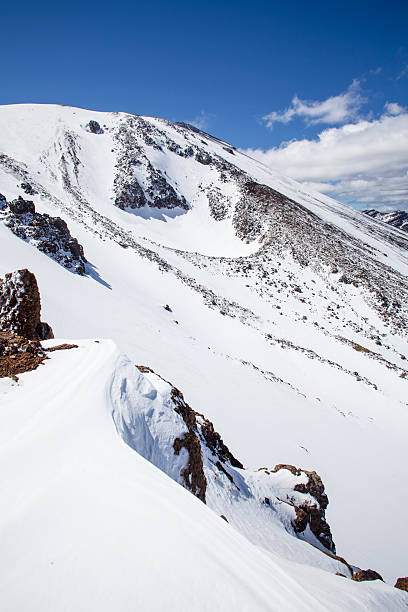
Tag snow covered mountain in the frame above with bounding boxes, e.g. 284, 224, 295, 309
363, 208, 408, 235
1, 104, 408, 609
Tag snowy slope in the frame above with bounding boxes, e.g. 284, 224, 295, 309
0, 340, 406, 611
0, 104, 408, 587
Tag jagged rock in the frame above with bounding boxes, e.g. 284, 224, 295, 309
0, 269, 54, 340
352, 569, 383, 582
111, 364, 342, 575
271, 464, 335, 553
394, 577, 408, 591
1, 197, 86, 274
20, 182, 37, 195
87, 120, 103, 134
0, 331, 47, 380
9, 196, 35, 215
195, 151, 212, 165
36, 321, 54, 341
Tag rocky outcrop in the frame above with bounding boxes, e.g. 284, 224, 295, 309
1, 196, 86, 274
87, 120, 103, 134
0, 331, 47, 380
394, 577, 408, 591
20, 182, 37, 196
0, 269, 54, 340
352, 569, 383, 582
270, 464, 335, 553
113, 117, 189, 211
131, 366, 335, 555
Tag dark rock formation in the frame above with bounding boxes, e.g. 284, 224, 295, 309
0, 269, 54, 340
9, 196, 35, 215
113, 117, 189, 212
271, 464, 335, 553
394, 577, 408, 591
352, 569, 383, 582
2, 197, 86, 274
87, 120, 103, 134
20, 182, 37, 195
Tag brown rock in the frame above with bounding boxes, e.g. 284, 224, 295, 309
0, 269, 53, 340
394, 577, 408, 591
0, 331, 47, 380
352, 569, 383, 582
272, 464, 335, 553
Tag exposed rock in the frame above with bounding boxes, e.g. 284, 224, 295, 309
9, 196, 35, 215
352, 569, 383, 582
0, 331, 47, 380
87, 120, 103, 134
44, 343, 78, 352
171, 386, 207, 502
272, 464, 335, 553
113, 117, 188, 211
0, 269, 54, 340
35, 321, 55, 341
20, 182, 37, 195
363, 209, 408, 234
394, 577, 408, 591
0, 194, 6, 213
1, 197, 86, 274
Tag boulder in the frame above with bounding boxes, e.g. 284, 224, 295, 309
87, 120, 103, 134
394, 577, 408, 592
352, 569, 383, 582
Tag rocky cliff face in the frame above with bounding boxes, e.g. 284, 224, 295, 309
0, 269, 53, 340
0, 195, 86, 274
114, 364, 336, 555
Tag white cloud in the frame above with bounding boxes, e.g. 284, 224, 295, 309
188, 111, 213, 131
263, 80, 364, 128
243, 107, 408, 210
384, 102, 405, 116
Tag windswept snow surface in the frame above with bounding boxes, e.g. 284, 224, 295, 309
1, 104, 408, 586
0, 341, 406, 611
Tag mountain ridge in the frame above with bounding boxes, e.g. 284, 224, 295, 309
0, 103, 407, 597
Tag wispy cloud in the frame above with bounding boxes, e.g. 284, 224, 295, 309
243, 104, 408, 210
263, 80, 364, 128
188, 111, 214, 131
396, 63, 408, 80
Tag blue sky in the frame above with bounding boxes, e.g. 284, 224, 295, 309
2, 0, 408, 208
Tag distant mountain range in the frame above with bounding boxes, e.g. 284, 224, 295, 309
363, 208, 408, 233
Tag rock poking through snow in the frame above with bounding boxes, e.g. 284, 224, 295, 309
113, 363, 336, 558
1, 196, 87, 274
0, 269, 54, 340
394, 577, 408, 592
0, 331, 47, 380
352, 569, 384, 582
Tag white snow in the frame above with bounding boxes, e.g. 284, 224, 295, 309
0, 103, 407, 596
0, 341, 406, 611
